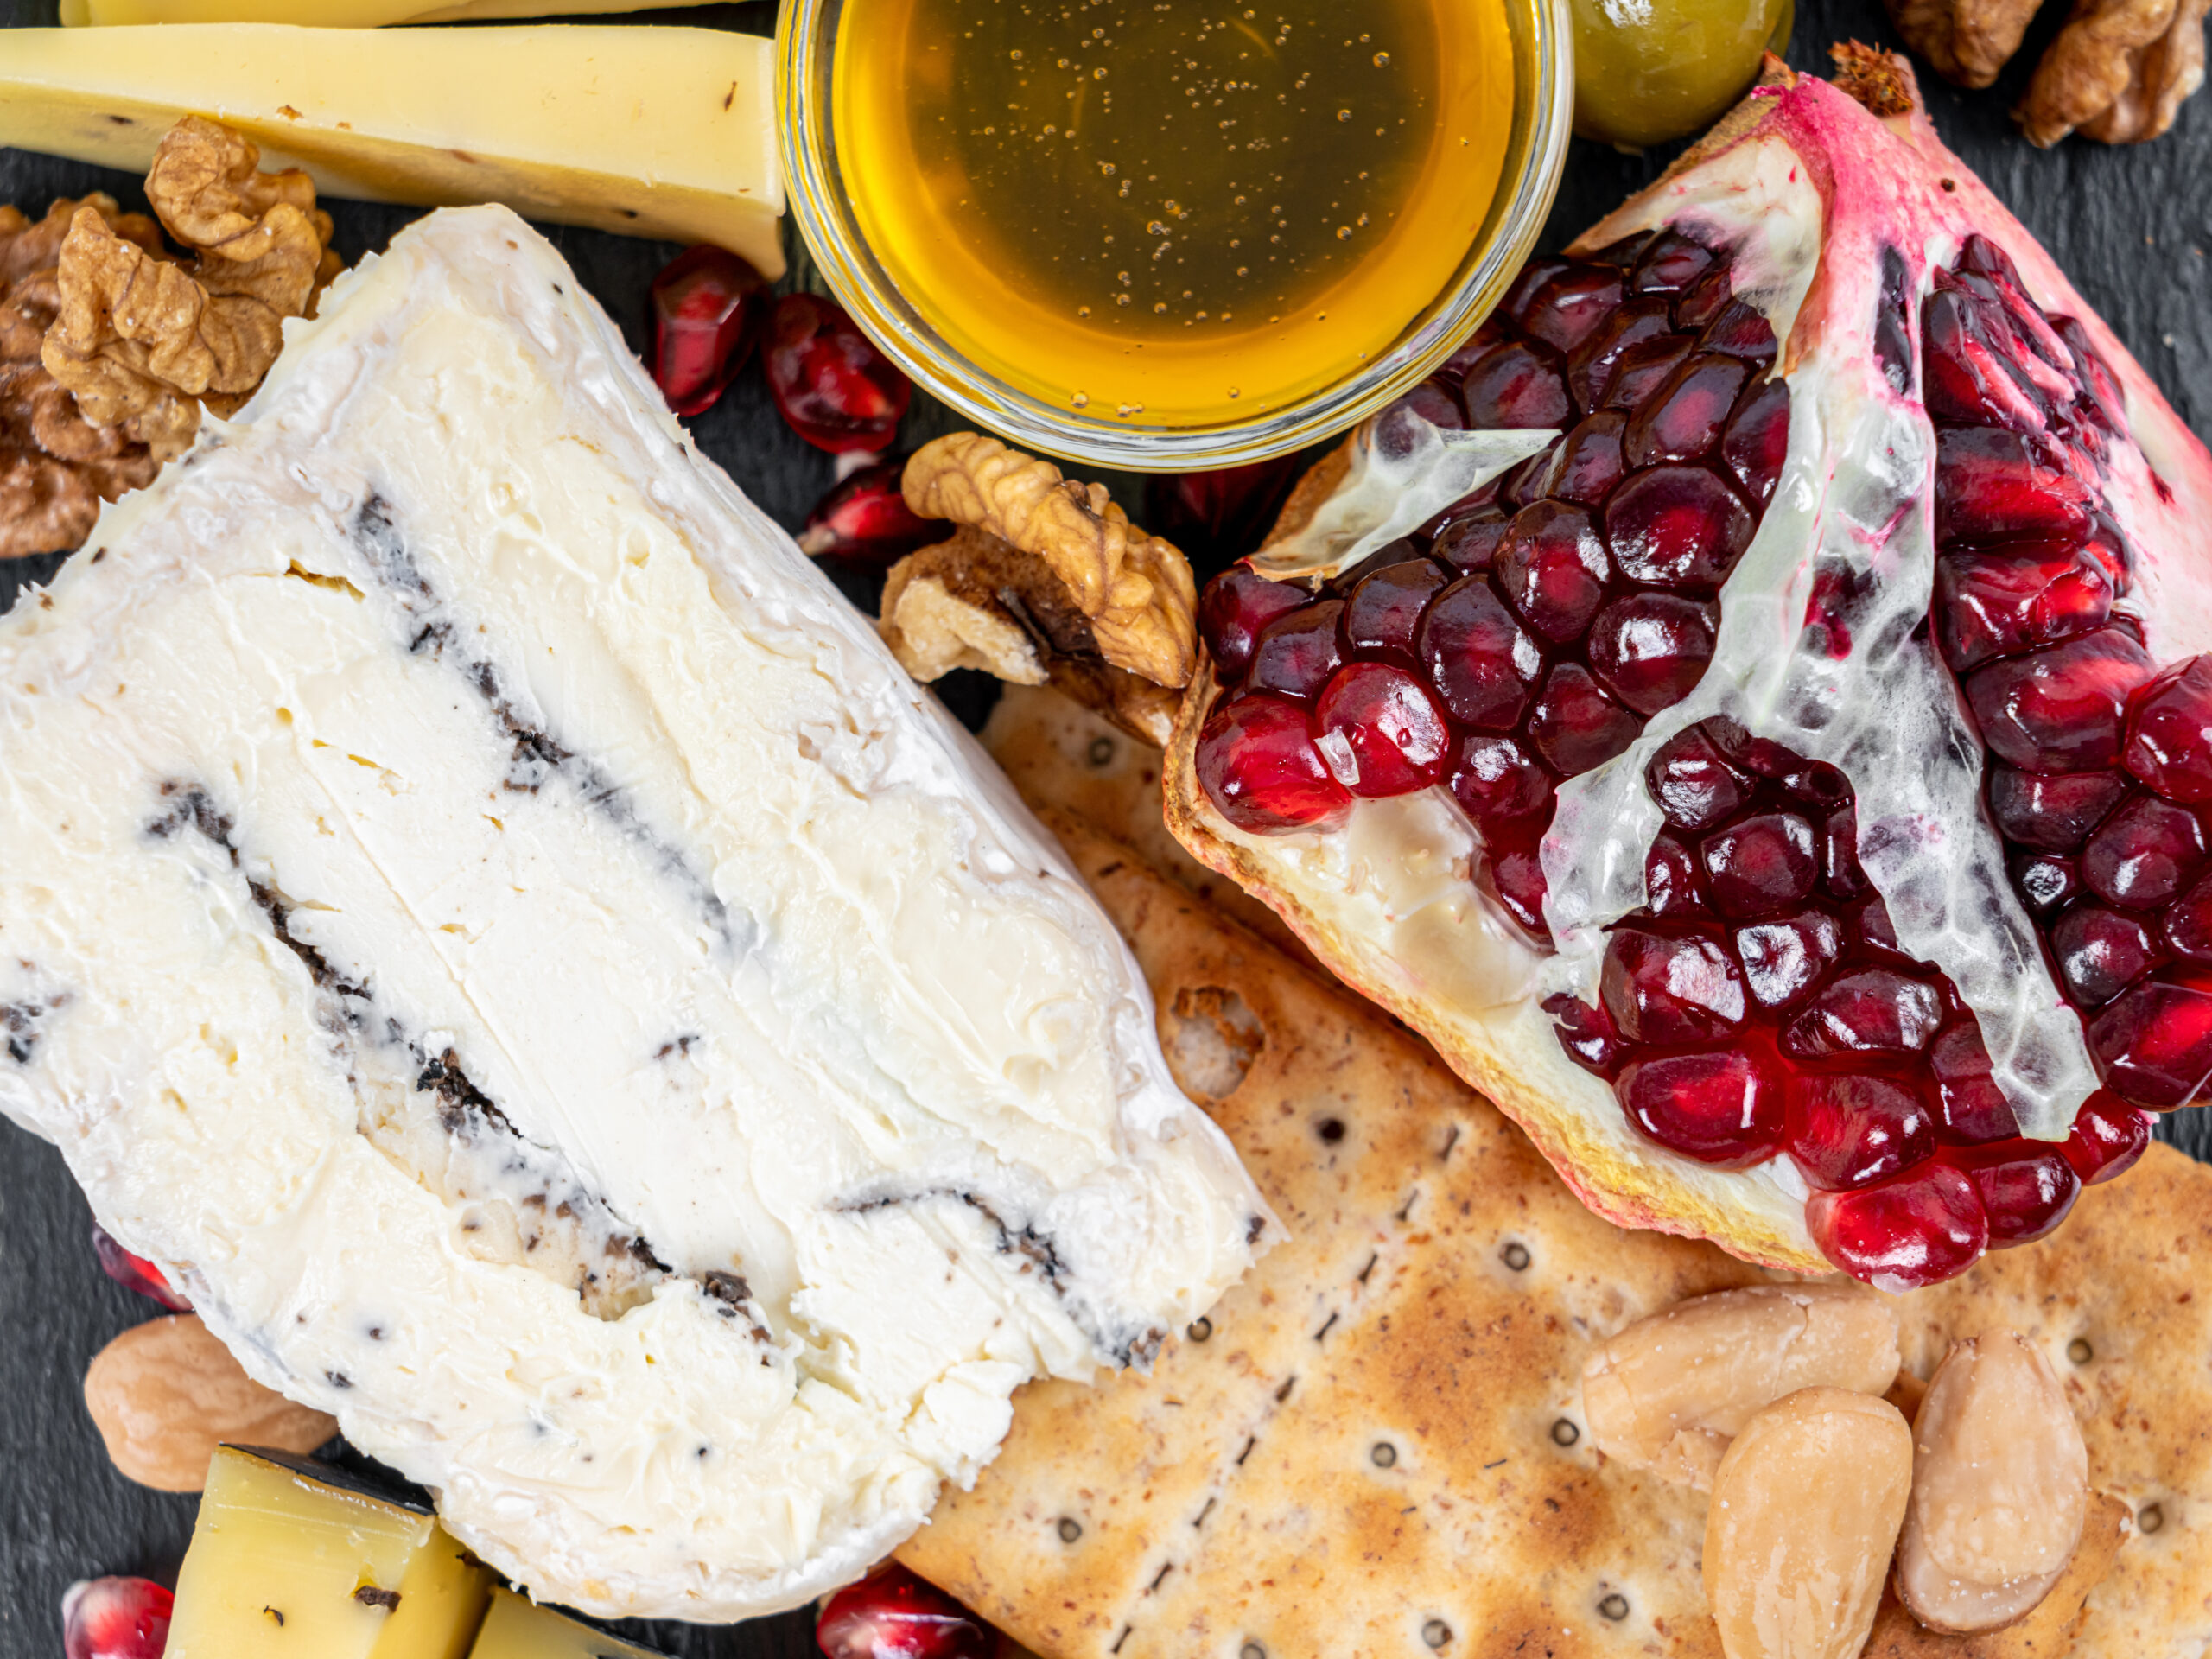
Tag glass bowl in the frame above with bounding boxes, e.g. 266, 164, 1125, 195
777, 0, 1574, 473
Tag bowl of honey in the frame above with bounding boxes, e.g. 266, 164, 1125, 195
779, 0, 1573, 470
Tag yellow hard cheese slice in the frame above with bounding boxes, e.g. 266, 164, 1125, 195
65, 2, 715, 22
168, 1446, 493, 1659
0, 24, 782, 276
467, 1589, 669, 1659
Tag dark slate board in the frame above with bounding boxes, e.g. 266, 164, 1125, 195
0, 0, 2205, 1653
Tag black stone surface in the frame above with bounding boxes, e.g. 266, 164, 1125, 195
0, 0, 2205, 1653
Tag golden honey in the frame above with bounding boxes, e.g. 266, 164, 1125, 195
835, 0, 1516, 427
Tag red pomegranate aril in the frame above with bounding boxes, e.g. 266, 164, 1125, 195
1519, 267, 1625, 354
1449, 734, 1554, 827
1646, 722, 1752, 831
648, 245, 769, 418
1630, 228, 1718, 296
1146, 457, 1305, 564
62, 1577, 173, 1659
1672, 264, 1733, 329
1605, 465, 1755, 592
1619, 1048, 1784, 1167
1852, 889, 1905, 957
1194, 693, 1352, 833
1783, 968, 1944, 1058
1964, 626, 2155, 772
1493, 502, 1610, 643
2088, 969, 2212, 1106
1539, 412, 1629, 505
1700, 810, 1819, 918
2080, 792, 2208, 908
1487, 839, 1552, 938
1497, 448, 1557, 512
2012, 850, 2081, 913
1736, 909, 1845, 1009
1567, 299, 1672, 410
1600, 335, 1696, 410
1986, 765, 2130, 851
1695, 299, 1778, 366
1647, 830, 1702, 915
1459, 340, 1573, 428
1390, 378, 1466, 432
1587, 591, 1719, 716
1199, 568, 1312, 678
1419, 577, 1541, 730
817, 1564, 994, 1659
1497, 256, 1572, 326
1624, 353, 1752, 467
2051, 904, 2162, 1007
2165, 867, 2212, 959
91, 1225, 188, 1312
1922, 286, 2054, 434
1547, 992, 1623, 1077
2062, 1093, 2152, 1183
1342, 559, 1449, 663
1527, 662, 1641, 775
1600, 925, 1747, 1044
1313, 664, 1452, 797
1588, 229, 1656, 267
1934, 426, 2097, 545
2123, 653, 2212, 804
1947, 1142, 2080, 1246
2054, 314, 2127, 433
1806, 1163, 1990, 1293
1246, 600, 1344, 702
1436, 315, 1510, 382
795, 459, 937, 569
1432, 509, 1514, 573
1720, 376, 1791, 507
1927, 1020, 2023, 1143
762, 294, 912, 454
1936, 550, 2113, 671
1785, 1073, 1936, 1192
1824, 803, 1870, 899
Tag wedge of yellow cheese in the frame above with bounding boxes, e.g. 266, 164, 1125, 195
168, 1446, 493, 1659
64, 1, 715, 22
0, 24, 782, 276
466, 1590, 670, 1659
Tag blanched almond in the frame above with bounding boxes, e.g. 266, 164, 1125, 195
1895, 1331, 2088, 1633
1704, 1388, 1913, 1659
1582, 1281, 1899, 1488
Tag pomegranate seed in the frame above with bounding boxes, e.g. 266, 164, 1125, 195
2164, 867, 2212, 960
2080, 792, 2207, 908
1198, 568, 1310, 679
1389, 378, 1465, 432
2088, 970, 2212, 1106
1947, 1143, 2080, 1246
1600, 335, 1696, 410
1546, 993, 1622, 1077
2053, 315, 2127, 433
1824, 802, 1870, 899
762, 294, 912, 454
1699, 810, 1819, 918
1922, 287, 2055, 435
1587, 229, 1656, 267
1720, 376, 1791, 507
1194, 694, 1351, 834
1497, 256, 1572, 325
1566, 298, 1672, 410
1436, 315, 1510, 382
1986, 766, 2129, 851
1526, 662, 1641, 774
1935, 549, 2113, 671
1927, 1020, 2022, 1143
2050, 904, 2162, 1007
1646, 830, 1701, 914
1448, 734, 1554, 827
1492, 502, 1610, 643
1342, 559, 1448, 664
1496, 447, 1556, 512
1853, 890, 1906, 957
1431, 509, 1513, 573
1519, 267, 1624, 354
1485, 838, 1552, 938
1629, 229, 1718, 296
1673, 264, 1733, 329
1624, 353, 1751, 467
62, 1577, 172, 1659
1805, 1163, 1989, 1292
1458, 340, 1573, 428
1605, 465, 1755, 592
1735, 909, 1844, 1008
2062, 1093, 2152, 1183
1696, 299, 1778, 366
1586, 591, 1719, 715
795, 459, 937, 569
2012, 851, 2081, 912
1785, 1073, 1936, 1191
817, 1565, 993, 1659
1619, 1048, 1784, 1166
1600, 925, 1747, 1044
90, 1225, 188, 1312
1645, 722, 1752, 831
1246, 600, 1344, 702
1313, 664, 1452, 797
648, 245, 768, 418
1783, 969, 1944, 1058
1417, 577, 1541, 730
1537, 412, 1629, 505
1934, 427, 2096, 545
1963, 626, 2155, 772
2123, 653, 2212, 804
1145, 457, 1304, 564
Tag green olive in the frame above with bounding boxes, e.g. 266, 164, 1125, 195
1569, 0, 1793, 149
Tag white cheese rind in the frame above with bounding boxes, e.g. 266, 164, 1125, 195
0, 206, 1264, 1621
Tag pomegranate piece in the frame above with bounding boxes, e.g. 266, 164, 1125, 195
2164, 867, 2212, 959
2050, 905, 2161, 1007
1697, 810, 1819, 919
1600, 925, 1747, 1044
1964, 626, 2154, 772
1948, 1143, 2080, 1246
1645, 831, 1702, 914
1922, 285, 2056, 434
2062, 1093, 2152, 1183
1928, 1020, 2022, 1143
1389, 378, 1465, 432
2123, 653, 2212, 804
647, 245, 768, 418
1313, 664, 1452, 797
1449, 734, 1554, 827
1431, 509, 1513, 574
2088, 970, 2212, 1106
1720, 375, 1791, 506
1145, 456, 1304, 564
817, 1564, 994, 1659
1516, 266, 1624, 354
1934, 427, 2096, 545
2012, 850, 2081, 912
1783, 969, 1943, 1058
1492, 502, 1610, 643
62, 1577, 173, 1659
1986, 766, 2129, 851
1935, 550, 2113, 671
1458, 340, 1573, 428
1624, 353, 1752, 467
796, 459, 937, 569
1198, 568, 1311, 679
1735, 910, 1845, 1009
1605, 466, 1755, 591
1672, 263, 1733, 329
1567, 299, 1672, 410
1646, 723, 1753, 831
1619, 1049, 1784, 1166
1630, 229, 1717, 296
1538, 412, 1629, 505
1785, 1073, 1936, 1191
1418, 577, 1541, 730
1586, 592, 1719, 715
1696, 299, 1779, 366
1546, 993, 1623, 1076
2079, 792, 2207, 908
90, 1225, 188, 1312
1486, 840, 1552, 938
1193, 694, 1351, 833
1823, 803, 1870, 899
1246, 600, 1344, 702
1601, 335, 1696, 410
1342, 558, 1449, 663
1526, 662, 1640, 774
762, 293, 912, 454
1805, 1163, 1990, 1293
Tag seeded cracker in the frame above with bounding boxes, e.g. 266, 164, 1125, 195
901, 685, 2209, 1658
